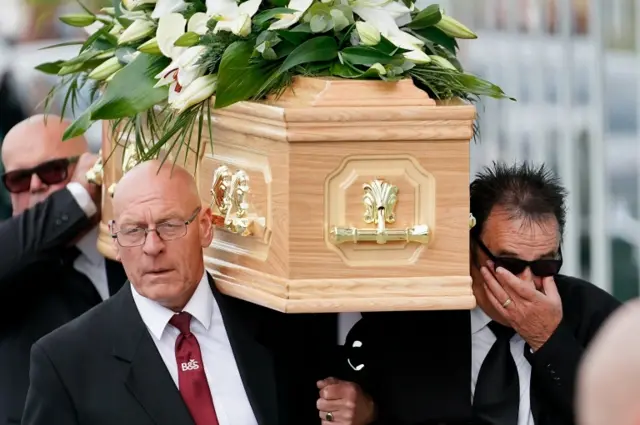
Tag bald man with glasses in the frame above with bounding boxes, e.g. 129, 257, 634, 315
0, 115, 127, 425
23, 160, 342, 425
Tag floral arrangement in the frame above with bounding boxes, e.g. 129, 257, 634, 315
37, 0, 510, 159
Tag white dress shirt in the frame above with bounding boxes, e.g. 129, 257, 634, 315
130, 271, 258, 425
66, 183, 109, 300
471, 307, 535, 425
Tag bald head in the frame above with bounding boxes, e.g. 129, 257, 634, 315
112, 160, 200, 217
577, 299, 640, 425
2, 114, 88, 169
2, 114, 89, 215
110, 159, 210, 311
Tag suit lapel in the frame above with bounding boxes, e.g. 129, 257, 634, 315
111, 284, 195, 425
211, 276, 279, 425
105, 259, 127, 296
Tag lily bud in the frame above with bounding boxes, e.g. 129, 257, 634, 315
121, 0, 157, 11
403, 49, 431, 64
59, 14, 96, 28
435, 14, 477, 39
88, 57, 124, 80
355, 21, 380, 46
138, 37, 162, 54
100, 7, 116, 16
118, 20, 156, 45
58, 63, 84, 76
171, 74, 217, 114
109, 22, 124, 36
429, 55, 457, 70
368, 63, 386, 75
174, 32, 200, 47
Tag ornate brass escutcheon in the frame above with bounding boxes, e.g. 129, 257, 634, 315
108, 143, 142, 197
210, 165, 265, 237
330, 179, 430, 245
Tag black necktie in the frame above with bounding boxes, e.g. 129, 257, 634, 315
473, 321, 520, 425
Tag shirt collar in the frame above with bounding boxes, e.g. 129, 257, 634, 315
75, 226, 102, 265
470, 306, 492, 335
130, 270, 212, 340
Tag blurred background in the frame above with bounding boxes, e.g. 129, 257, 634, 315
0, 0, 638, 307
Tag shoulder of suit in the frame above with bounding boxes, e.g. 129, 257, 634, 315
35, 292, 121, 356
555, 274, 622, 312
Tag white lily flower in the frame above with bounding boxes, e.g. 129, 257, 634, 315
355, 21, 380, 46
403, 49, 430, 64
155, 45, 208, 88
207, 0, 262, 37
118, 19, 156, 44
268, 0, 314, 30
187, 12, 210, 35
151, 0, 188, 19
351, 0, 429, 64
171, 74, 217, 113
156, 13, 187, 59
122, 0, 157, 11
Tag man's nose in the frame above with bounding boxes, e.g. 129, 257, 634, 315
142, 230, 165, 256
29, 173, 46, 193
518, 266, 534, 282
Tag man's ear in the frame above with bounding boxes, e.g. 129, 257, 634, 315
199, 206, 214, 247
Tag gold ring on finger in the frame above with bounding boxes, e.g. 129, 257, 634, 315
325, 412, 334, 422
502, 298, 512, 308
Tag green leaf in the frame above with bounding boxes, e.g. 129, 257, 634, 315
411, 27, 458, 53
214, 41, 278, 109
253, 8, 297, 26
62, 108, 93, 140
276, 29, 311, 45
291, 23, 312, 32
89, 53, 171, 120
38, 40, 85, 50
278, 36, 338, 73
339, 46, 395, 66
35, 61, 66, 75
330, 62, 382, 79
373, 35, 409, 55
115, 47, 140, 64
406, 4, 442, 30
61, 49, 103, 66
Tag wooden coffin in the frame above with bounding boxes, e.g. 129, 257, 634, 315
97, 76, 477, 313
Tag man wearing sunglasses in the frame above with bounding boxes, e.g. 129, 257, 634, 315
0, 115, 127, 425
319, 162, 621, 425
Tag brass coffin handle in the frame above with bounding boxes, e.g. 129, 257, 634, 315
329, 179, 430, 245
210, 165, 266, 237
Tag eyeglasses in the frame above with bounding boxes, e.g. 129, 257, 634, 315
111, 207, 202, 247
1, 156, 79, 194
474, 237, 563, 277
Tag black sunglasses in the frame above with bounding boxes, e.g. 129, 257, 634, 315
474, 237, 563, 277
1, 156, 79, 194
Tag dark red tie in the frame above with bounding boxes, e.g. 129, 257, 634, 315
169, 312, 220, 425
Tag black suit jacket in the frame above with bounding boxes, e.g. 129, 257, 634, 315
22, 274, 341, 425
0, 188, 127, 425
343, 275, 621, 425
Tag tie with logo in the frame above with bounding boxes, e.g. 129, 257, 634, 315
169, 312, 220, 425
473, 321, 520, 425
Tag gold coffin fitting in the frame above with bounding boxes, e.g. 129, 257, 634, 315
330, 179, 430, 245
210, 165, 266, 237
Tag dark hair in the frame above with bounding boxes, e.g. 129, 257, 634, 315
470, 161, 567, 241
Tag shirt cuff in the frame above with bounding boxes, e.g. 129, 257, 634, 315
66, 182, 97, 218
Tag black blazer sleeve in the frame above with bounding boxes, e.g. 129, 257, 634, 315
525, 276, 622, 424
0, 188, 91, 291
22, 342, 79, 425
343, 311, 473, 425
